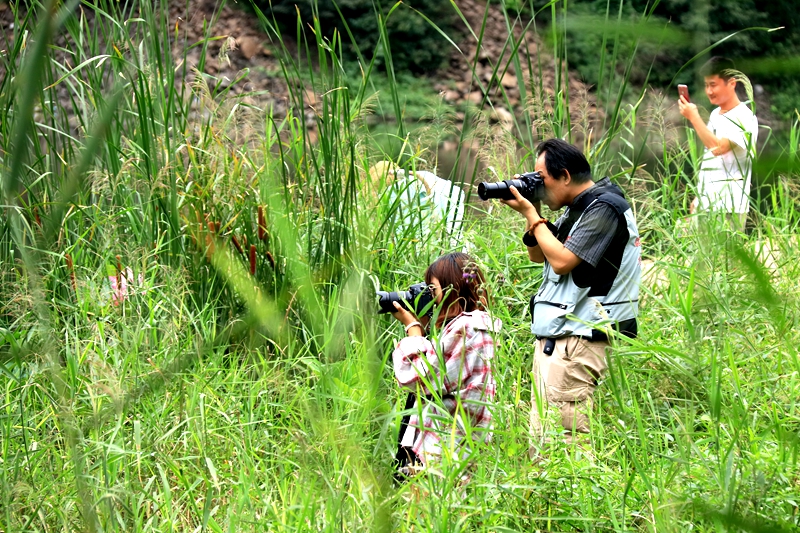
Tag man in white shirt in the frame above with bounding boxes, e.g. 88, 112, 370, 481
369, 161, 467, 250
679, 56, 758, 231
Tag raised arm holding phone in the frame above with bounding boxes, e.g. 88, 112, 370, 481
678, 56, 758, 229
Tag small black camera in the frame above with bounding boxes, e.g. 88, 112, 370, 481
478, 171, 545, 202
377, 282, 434, 317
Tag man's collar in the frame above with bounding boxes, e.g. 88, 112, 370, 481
569, 177, 611, 206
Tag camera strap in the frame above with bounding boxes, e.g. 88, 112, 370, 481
395, 388, 435, 464
397, 391, 417, 448
394, 392, 421, 478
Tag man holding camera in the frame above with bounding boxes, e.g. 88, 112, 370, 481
501, 139, 641, 454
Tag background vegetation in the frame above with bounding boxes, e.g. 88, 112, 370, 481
263, 0, 461, 74
512, 0, 800, 120
1, 0, 799, 531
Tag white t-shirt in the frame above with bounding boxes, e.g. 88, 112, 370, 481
697, 102, 758, 214
388, 170, 466, 249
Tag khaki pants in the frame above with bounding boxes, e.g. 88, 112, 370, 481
530, 336, 609, 442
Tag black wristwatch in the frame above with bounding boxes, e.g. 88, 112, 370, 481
522, 229, 538, 247
522, 218, 548, 247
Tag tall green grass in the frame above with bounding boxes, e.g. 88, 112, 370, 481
1, 0, 799, 531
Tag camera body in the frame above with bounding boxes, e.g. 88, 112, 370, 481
377, 282, 434, 317
478, 171, 545, 202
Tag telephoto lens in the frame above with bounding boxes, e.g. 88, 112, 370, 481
477, 171, 544, 202
477, 179, 521, 201
376, 290, 412, 314
376, 282, 434, 317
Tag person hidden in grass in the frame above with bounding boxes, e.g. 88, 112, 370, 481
368, 161, 467, 251
500, 139, 641, 456
678, 56, 759, 232
389, 252, 501, 478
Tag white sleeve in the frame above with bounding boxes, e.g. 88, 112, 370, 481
415, 172, 465, 226
719, 108, 756, 155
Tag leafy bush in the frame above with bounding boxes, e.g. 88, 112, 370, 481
540, 0, 800, 111
259, 0, 460, 74
769, 79, 800, 120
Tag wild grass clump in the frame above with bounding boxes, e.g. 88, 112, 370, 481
1, 0, 799, 531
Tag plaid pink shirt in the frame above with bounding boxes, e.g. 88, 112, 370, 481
392, 310, 500, 464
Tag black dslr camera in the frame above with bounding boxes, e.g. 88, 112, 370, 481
478, 171, 545, 202
377, 282, 434, 317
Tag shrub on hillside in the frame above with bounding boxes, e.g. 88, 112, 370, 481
259, 0, 459, 74
516, 0, 799, 120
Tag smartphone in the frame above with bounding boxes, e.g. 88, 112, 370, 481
678, 84, 690, 102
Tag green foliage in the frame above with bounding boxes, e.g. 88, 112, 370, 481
769, 80, 800, 120
539, 0, 800, 115
260, 0, 461, 74
2, 0, 800, 531
626, 0, 798, 60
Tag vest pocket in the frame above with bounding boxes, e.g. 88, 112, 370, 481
531, 300, 573, 337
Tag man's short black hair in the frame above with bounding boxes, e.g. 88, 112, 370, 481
536, 138, 593, 184
700, 56, 737, 80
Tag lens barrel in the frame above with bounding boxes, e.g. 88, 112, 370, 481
376, 290, 411, 314
478, 172, 544, 202
477, 179, 522, 201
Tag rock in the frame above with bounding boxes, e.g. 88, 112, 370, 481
303, 89, 317, 106
442, 90, 460, 102
441, 140, 458, 153
238, 36, 261, 60
304, 109, 316, 127
205, 58, 218, 74
466, 90, 484, 105
492, 107, 513, 122
500, 72, 517, 88
491, 107, 514, 131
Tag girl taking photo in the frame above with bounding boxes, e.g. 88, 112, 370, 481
390, 252, 501, 477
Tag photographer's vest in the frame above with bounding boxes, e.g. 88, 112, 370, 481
531, 182, 640, 340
